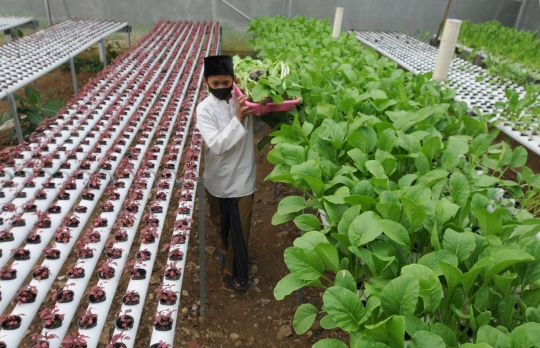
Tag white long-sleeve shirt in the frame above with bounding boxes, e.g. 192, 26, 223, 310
196, 90, 265, 198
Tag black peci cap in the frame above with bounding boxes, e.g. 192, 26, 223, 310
203, 55, 234, 78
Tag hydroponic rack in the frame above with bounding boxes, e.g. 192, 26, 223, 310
352, 30, 540, 156
0, 16, 38, 43
0, 18, 131, 144
0, 20, 219, 348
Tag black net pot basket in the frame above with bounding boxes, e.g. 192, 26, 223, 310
131, 269, 147, 280
26, 235, 41, 244
77, 317, 98, 330
57, 290, 74, 303
122, 296, 140, 306
159, 294, 177, 306
154, 322, 173, 331
88, 294, 106, 304
136, 250, 151, 260
115, 315, 134, 330
43, 315, 63, 329
1, 315, 22, 330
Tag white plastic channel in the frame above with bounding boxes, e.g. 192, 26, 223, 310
110, 23, 215, 348
0, 23, 193, 346
148, 21, 219, 347
30, 22, 196, 348
68, 23, 204, 348
0, 23, 186, 269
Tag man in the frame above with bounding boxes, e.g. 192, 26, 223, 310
196, 55, 264, 290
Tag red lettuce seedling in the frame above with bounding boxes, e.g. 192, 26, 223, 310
62, 331, 89, 348
163, 260, 182, 280
13, 284, 38, 305
39, 306, 64, 329
97, 258, 117, 279
85, 284, 106, 303
78, 309, 98, 329
30, 331, 59, 348
106, 331, 130, 348
155, 283, 179, 305
153, 309, 176, 330
122, 290, 140, 305
51, 282, 76, 303
33, 265, 51, 281
115, 309, 134, 330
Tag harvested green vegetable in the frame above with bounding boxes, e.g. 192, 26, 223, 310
233, 55, 301, 105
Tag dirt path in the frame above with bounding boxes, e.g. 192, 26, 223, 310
172, 131, 340, 348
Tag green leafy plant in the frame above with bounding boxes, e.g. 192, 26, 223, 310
13, 87, 63, 141
456, 20, 540, 84
232, 55, 301, 104
249, 15, 540, 348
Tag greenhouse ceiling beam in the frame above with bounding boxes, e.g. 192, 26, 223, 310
514, 0, 528, 29
221, 0, 251, 21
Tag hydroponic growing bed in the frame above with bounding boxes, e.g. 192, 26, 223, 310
352, 30, 540, 157
1, 18, 131, 143
0, 19, 219, 348
0, 15, 37, 42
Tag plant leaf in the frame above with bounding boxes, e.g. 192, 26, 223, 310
293, 303, 319, 334
322, 286, 365, 331
380, 275, 419, 316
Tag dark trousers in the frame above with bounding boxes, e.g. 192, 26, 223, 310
206, 189, 253, 282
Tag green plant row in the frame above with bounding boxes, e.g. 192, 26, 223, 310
248, 15, 540, 348
457, 20, 540, 84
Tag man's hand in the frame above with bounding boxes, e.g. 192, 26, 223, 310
236, 96, 254, 122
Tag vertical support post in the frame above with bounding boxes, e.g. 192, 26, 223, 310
198, 178, 206, 316
128, 31, 131, 48
288, 0, 293, 18
433, 19, 462, 82
44, 0, 52, 26
218, 27, 223, 55
70, 57, 78, 95
515, 0, 528, 29
99, 39, 107, 66
332, 7, 344, 38
4, 30, 12, 43
33, 80, 38, 91
273, 182, 278, 200
7, 94, 24, 144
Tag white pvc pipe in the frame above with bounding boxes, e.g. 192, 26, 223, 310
147, 22, 218, 347
332, 7, 344, 38
433, 19, 462, 82
111, 23, 212, 348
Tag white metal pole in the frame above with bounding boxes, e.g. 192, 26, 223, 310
433, 19, 461, 82
70, 57, 78, 95
288, 0, 293, 18
44, 0, 52, 26
7, 93, 24, 143
514, 0, 528, 29
99, 39, 107, 67
332, 7, 344, 38
4, 30, 12, 43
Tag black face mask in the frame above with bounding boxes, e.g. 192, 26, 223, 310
208, 86, 233, 100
